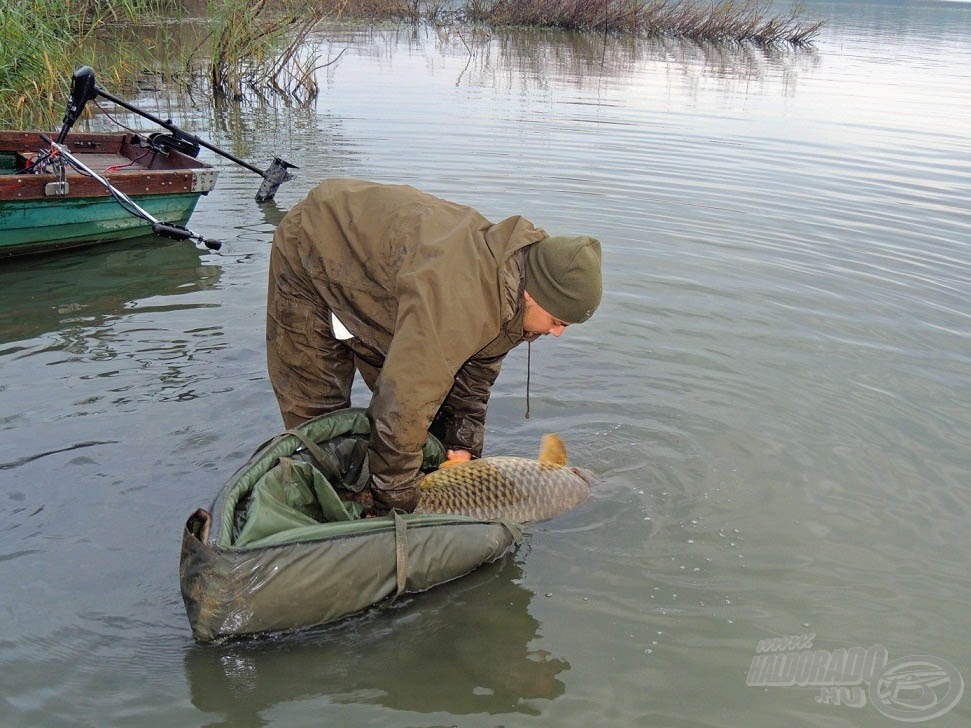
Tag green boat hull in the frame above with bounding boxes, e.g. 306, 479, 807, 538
0, 131, 218, 258
0, 193, 204, 257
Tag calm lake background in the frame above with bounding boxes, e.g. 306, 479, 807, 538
2, 0, 970, 725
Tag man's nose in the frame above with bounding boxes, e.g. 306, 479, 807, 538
550, 324, 566, 337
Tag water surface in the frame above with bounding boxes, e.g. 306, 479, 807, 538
1, 1, 969, 725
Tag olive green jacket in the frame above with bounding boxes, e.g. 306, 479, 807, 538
271, 178, 546, 510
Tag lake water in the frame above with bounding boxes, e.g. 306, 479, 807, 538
1, 0, 970, 725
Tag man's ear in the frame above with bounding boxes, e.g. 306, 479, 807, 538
523, 291, 534, 305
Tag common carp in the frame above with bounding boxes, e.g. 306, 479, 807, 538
414, 434, 594, 523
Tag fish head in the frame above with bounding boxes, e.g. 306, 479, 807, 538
569, 466, 598, 487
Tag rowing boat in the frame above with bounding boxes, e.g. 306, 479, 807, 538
0, 129, 218, 258
1, 65, 295, 258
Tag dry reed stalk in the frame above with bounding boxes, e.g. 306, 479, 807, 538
457, 0, 821, 45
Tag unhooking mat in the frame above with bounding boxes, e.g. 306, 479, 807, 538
179, 408, 522, 642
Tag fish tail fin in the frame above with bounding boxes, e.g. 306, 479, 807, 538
538, 433, 568, 466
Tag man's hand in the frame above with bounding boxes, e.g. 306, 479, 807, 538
439, 449, 473, 468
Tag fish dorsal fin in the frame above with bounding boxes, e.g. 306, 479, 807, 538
538, 433, 568, 466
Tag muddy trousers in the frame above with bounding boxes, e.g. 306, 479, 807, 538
265, 256, 380, 429
265, 246, 456, 450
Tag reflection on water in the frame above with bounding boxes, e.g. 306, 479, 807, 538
323, 23, 821, 93
185, 557, 568, 726
0, 237, 227, 476
251, 197, 290, 231
0, 238, 219, 346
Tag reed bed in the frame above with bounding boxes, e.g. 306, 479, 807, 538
0, 0, 163, 127
334, 0, 824, 45
205, 0, 341, 102
1, 0, 823, 128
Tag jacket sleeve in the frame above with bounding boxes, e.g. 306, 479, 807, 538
432, 354, 506, 457
366, 269, 490, 512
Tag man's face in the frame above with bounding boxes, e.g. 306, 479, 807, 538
523, 292, 568, 337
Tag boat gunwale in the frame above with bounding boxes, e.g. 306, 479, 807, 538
0, 129, 217, 203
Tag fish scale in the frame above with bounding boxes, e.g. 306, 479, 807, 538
415, 456, 593, 523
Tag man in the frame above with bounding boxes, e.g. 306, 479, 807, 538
266, 178, 602, 513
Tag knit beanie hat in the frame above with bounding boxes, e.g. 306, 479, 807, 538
524, 236, 602, 324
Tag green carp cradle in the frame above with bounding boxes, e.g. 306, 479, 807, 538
414, 434, 595, 523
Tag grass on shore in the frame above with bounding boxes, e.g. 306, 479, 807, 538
0, 0, 166, 128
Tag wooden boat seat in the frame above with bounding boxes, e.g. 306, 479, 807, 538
21, 151, 147, 175
67, 152, 145, 173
